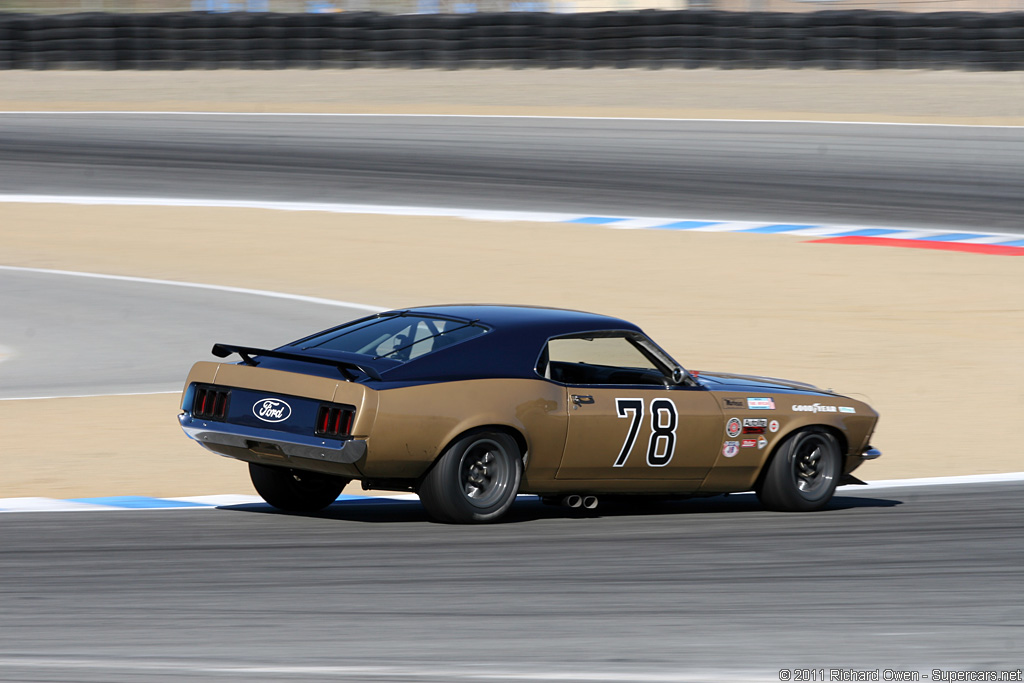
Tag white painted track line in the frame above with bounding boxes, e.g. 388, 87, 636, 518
854, 471, 1024, 490
0, 264, 386, 312
0, 390, 179, 402
0, 498, 123, 512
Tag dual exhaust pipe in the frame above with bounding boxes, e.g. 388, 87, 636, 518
562, 494, 598, 510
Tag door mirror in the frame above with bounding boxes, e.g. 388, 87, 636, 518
671, 366, 687, 385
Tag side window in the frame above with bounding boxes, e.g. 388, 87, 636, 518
542, 336, 665, 386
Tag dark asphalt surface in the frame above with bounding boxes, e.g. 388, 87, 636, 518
1, 114, 1022, 232
0, 268, 377, 398
0, 482, 1021, 682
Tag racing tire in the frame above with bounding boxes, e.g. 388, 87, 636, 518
757, 427, 840, 512
419, 431, 522, 524
249, 462, 349, 513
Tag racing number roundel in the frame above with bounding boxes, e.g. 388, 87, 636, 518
726, 418, 742, 438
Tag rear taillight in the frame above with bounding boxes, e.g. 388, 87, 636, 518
315, 403, 354, 437
193, 385, 230, 420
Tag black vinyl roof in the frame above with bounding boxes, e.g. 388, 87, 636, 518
271, 304, 645, 384
408, 304, 638, 335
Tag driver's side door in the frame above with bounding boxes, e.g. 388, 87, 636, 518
545, 334, 724, 482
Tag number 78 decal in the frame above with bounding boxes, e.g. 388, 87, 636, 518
615, 398, 678, 468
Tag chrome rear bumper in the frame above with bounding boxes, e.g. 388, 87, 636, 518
179, 414, 367, 465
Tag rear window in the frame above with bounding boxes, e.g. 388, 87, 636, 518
297, 314, 488, 363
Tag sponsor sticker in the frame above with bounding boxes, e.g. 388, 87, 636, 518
253, 398, 292, 423
757, 435, 768, 450
723, 398, 744, 409
741, 439, 758, 448
723, 441, 739, 458
839, 406, 856, 414
726, 418, 742, 438
792, 403, 837, 413
769, 419, 780, 433
747, 397, 775, 410
743, 418, 767, 434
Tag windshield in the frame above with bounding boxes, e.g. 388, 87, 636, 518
297, 314, 488, 362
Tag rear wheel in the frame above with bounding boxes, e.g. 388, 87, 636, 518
249, 463, 349, 513
757, 427, 840, 512
419, 431, 522, 523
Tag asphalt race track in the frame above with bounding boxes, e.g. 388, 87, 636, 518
1, 482, 1022, 682
0, 268, 377, 399
1, 114, 1022, 681
1, 114, 1023, 233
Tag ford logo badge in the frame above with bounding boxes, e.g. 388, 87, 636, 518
253, 398, 292, 423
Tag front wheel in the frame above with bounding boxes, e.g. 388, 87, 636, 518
757, 428, 841, 512
419, 431, 522, 524
249, 463, 349, 513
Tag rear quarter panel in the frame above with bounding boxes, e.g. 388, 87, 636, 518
364, 378, 567, 482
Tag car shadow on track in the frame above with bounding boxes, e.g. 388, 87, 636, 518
216, 491, 902, 524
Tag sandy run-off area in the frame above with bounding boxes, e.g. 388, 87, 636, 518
1, 69, 1022, 498
3, 69, 1024, 124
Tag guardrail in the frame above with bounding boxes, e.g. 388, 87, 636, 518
1, 10, 1022, 70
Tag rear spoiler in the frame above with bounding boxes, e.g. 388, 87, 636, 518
211, 343, 382, 382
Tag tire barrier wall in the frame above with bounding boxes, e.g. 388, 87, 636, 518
0, 10, 1022, 71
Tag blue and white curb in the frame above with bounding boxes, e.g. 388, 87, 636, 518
3, 473, 1023, 514
0, 493, 419, 514
2, 194, 1023, 250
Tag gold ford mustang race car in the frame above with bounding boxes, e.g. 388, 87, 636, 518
179, 305, 881, 523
